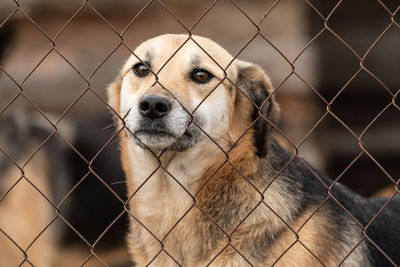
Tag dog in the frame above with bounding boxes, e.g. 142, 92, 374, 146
0, 20, 128, 265
107, 34, 400, 266
0, 21, 55, 266
0, 111, 75, 266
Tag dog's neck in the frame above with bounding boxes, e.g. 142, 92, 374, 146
122, 131, 258, 193
120, 130, 308, 263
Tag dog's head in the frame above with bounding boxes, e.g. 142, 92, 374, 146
108, 34, 279, 157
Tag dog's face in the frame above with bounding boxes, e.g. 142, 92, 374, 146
108, 34, 279, 157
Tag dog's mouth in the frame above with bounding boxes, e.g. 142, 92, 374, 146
130, 119, 201, 151
132, 123, 177, 149
135, 128, 176, 138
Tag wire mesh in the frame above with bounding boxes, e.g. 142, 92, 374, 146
0, 0, 399, 266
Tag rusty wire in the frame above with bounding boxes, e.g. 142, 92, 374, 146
0, 0, 399, 266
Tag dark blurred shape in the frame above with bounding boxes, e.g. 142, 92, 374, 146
62, 112, 128, 248
308, 0, 400, 196
0, 19, 15, 63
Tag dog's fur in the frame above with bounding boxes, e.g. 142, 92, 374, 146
0, 21, 57, 266
0, 111, 74, 266
108, 34, 400, 266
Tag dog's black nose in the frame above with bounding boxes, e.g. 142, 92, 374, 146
139, 95, 171, 119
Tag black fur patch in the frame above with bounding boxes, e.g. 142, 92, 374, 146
169, 122, 202, 151
236, 66, 273, 158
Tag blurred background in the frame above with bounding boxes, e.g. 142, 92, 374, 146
0, 0, 399, 266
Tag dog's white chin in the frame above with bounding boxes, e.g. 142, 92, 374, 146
134, 132, 177, 150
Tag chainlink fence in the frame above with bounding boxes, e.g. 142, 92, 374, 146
0, 0, 399, 266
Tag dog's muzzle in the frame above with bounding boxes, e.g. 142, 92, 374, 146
129, 94, 202, 151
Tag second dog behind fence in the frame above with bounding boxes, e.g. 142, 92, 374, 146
107, 34, 400, 267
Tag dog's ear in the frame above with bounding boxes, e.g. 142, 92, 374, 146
107, 78, 122, 116
235, 60, 280, 158
107, 78, 123, 129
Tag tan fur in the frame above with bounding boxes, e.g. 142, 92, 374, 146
262, 208, 339, 266
0, 148, 55, 267
108, 35, 260, 265
108, 34, 367, 266
265, 208, 369, 267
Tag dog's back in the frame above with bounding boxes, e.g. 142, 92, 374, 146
364, 196, 400, 265
315, 164, 400, 265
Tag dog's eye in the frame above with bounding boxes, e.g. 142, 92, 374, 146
133, 63, 150, 77
191, 69, 213, 84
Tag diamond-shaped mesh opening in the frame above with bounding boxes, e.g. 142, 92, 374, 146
363, 25, 400, 94
1, 0, 400, 266
58, 173, 126, 244
87, 45, 130, 96
53, 5, 124, 79
22, 50, 90, 116
16, 0, 84, 37
120, 1, 190, 50
191, 0, 257, 54
260, 0, 322, 60
88, 0, 155, 32
332, 153, 395, 197
362, 105, 400, 175
155, 0, 217, 27
329, 71, 394, 133
326, 0, 392, 55
2, 18, 53, 85
238, 34, 298, 94
308, 30, 362, 101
